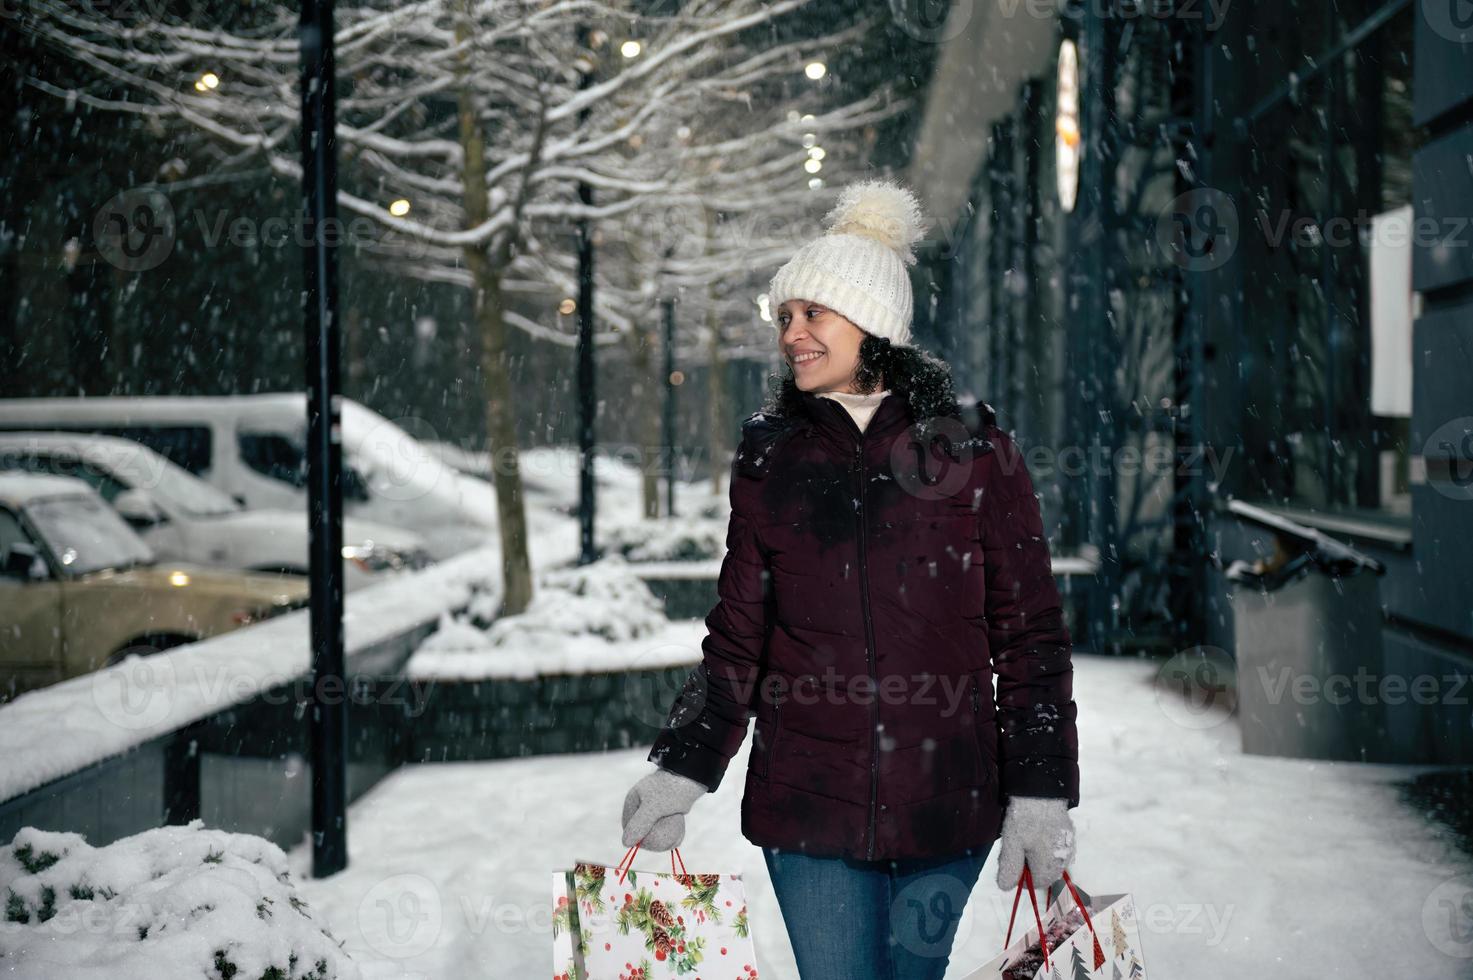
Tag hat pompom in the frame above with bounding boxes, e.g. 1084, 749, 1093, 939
822, 179, 929, 266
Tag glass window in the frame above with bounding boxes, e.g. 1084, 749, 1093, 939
239, 432, 308, 488
24, 494, 155, 577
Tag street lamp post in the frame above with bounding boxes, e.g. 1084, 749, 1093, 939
576, 25, 598, 565
299, 0, 348, 877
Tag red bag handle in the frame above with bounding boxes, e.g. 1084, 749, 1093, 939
614, 838, 687, 885
1003, 861, 1052, 970
1004, 863, 1105, 973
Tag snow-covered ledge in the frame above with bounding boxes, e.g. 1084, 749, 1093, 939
0, 545, 504, 806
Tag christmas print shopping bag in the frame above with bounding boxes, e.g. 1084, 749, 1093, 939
553, 844, 758, 980
965, 865, 1149, 980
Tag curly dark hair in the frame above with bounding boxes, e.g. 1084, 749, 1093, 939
761, 333, 964, 425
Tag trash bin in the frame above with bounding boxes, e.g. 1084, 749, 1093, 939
1220, 498, 1390, 763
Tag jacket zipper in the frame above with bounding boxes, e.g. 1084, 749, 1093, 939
829, 402, 882, 861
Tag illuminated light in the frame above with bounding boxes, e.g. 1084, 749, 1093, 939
802, 133, 816, 148
198, 72, 219, 91
808, 146, 826, 161
757, 294, 771, 321
804, 158, 822, 174
169, 571, 191, 587
1055, 39, 1081, 213
1055, 115, 1080, 149
621, 40, 642, 58
559, 298, 577, 315
804, 61, 826, 80
669, 370, 685, 386
388, 198, 411, 217
808, 177, 825, 190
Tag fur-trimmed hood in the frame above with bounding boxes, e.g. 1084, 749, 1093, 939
759, 342, 965, 426
735, 345, 999, 481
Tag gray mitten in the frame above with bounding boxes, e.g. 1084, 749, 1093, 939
621, 766, 708, 851
995, 795, 1077, 891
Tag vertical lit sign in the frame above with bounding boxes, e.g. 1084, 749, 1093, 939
1056, 39, 1080, 213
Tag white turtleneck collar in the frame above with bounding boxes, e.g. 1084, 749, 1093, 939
816, 388, 892, 434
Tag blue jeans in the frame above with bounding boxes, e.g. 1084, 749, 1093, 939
762, 842, 991, 980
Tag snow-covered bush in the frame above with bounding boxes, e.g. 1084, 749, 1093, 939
0, 821, 359, 980
405, 555, 673, 679
600, 514, 728, 562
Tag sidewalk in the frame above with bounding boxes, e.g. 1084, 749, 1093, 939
287, 653, 1473, 978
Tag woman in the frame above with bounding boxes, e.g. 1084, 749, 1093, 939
622, 179, 1080, 980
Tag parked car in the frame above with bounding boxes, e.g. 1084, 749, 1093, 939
0, 395, 498, 559
0, 472, 311, 699
0, 431, 433, 591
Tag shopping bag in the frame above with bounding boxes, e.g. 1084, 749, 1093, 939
553, 844, 758, 980
964, 863, 1149, 979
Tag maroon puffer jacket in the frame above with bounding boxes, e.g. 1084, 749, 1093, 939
647, 369, 1079, 862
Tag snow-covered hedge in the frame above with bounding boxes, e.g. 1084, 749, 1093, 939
0, 821, 359, 980
599, 513, 728, 562
405, 555, 687, 679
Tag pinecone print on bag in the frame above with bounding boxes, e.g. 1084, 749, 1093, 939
649, 899, 676, 929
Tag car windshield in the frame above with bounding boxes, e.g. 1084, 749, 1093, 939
125, 455, 239, 517
25, 494, 156, 575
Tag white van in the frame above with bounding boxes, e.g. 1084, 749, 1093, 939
0, 395, 497, 560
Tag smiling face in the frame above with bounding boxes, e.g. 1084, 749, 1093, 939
776, 299, 873, 393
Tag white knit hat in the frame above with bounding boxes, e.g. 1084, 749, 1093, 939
767, 178, 930, 347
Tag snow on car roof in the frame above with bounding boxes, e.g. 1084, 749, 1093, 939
0, 429, 156, 455
0, 471, 97, 507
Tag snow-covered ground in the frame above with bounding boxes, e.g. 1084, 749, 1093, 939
286, 653, 1473, 979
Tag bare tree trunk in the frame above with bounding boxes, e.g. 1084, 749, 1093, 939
457, 3, 533, 616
